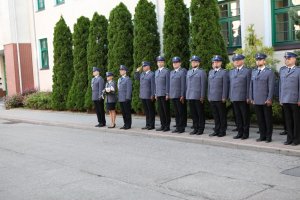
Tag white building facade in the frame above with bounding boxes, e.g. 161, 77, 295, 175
0, 0, 299, 95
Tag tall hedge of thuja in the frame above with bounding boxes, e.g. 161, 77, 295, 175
132, 0, 160, 113
190, 0, 229, 71
107, 3, 133, 78
67, 16, 90, 111
85, 13, 108, 111
51, 16, 73, 110
163, 0, 189, 68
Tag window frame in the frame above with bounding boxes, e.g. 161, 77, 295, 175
271, 0, 300, 49
218, 0, 242, 52
37, 0, 45, 11
56, 0, 65, 5
39, 38, 49, 69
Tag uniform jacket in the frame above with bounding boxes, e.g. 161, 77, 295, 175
279, 66, 300, 104
208, 68, 228, 101
92, 76, 105, 101
117, 76, 132, 102
249, 67, 275, 105
134, 71, 155, 99
169, 67, 187, 99
229, 66, 251, 101
155, 67, 170, 97
186, 68, 207, 100
104, 81, 117, 103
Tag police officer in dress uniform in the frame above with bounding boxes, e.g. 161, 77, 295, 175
208, 55, 228, 137
279, 52, 300, 146
91, 67, 106, 127
186, 55, 207, 135
169, 56, 187, 133
118, 65, 133, 130
229, 54, 251, 140
249, 53, 275, 143
134, 61, 156, 130
155, 56, 171, 132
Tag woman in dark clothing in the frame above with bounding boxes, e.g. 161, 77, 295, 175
103, 72, 117, 128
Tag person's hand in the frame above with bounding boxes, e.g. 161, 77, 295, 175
136, 66, 142, 72
180, 96, 184, 104
265, 100, 272, 107
151, 96, 155, 101
298, 102, 300, 107
246, 99, 251, 104
222, 99, 226, 103
105, 88, 111, 92
165, 95, 169, 101
155, 96, 157, 100
200, 98, 204, 104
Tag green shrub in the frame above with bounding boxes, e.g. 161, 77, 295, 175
24, 92, 52, 110
4, 94, 24, 109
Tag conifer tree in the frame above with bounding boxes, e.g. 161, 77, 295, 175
84, 13, 108, 111
190, 0, 229, 71
51, 16, 73, 110
107, 3, 133, 78
67, 16, 90, 111
132, 0, 160, 113
163, 0, 189, 68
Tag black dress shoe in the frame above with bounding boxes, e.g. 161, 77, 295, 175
256, 138, 266, 142
124, 127, 131, 130
196, 131, 203, 135
279, 131, 287, 135
291, 143, 299, 146
209, 132, 219, 137
142, 126, 149, 130
99, 124, 106, 127
163, 127, 170, 132
108, 124, 116, 128
156, 127, 164, 131
148, 127, 155, 130
173, 125, 177, 127
218, 133, 226, 137
172, 129, 179, 133
284, 141, 292, 145
120, 126, 125, 129
178, 129, 185, 133
189, 130, 197, 135
233, 135, 242, 139
265, 138, 272, 143
241, 136, 248, 140
95, 124, 100, 127
232, 128, 238, 132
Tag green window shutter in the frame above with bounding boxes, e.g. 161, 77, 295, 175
40, 38, 49, 69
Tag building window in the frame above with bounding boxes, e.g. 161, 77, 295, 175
37, 0, 45, 11
272, 0, 300, 46
218, 0, 241, 50
56, 0, 65, 5
39, 39, 49, 69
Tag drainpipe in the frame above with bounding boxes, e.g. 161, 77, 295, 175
12, 0, 23, 94
31, 0, 40, 90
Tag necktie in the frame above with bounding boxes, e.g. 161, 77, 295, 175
237, 68, 240, 72
288, 68, 291, 73
214, 70, 217, 75
192, 69, 194, 73
257, 70, 261, 75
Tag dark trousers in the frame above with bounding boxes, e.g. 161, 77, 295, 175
141, 99, 155, 128
157, 96, 170, 128
183, 101, 187, 127
255, 105, 273, 140
172, 98, 186, 131
233, 101, 250, 137
189, 100, 205, 133
94, 100, 106, 125
210, 101, 227, 134
120, 100, 132, 128
281, 106, 287, 131
283, 103, 300, 145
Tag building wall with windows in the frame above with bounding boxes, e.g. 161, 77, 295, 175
1, 0, 299, 94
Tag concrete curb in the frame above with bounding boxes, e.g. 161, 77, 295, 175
1, 115, 299, 157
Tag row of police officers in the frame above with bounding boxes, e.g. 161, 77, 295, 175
91, 52, 300, 146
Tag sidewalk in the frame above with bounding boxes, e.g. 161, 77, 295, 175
0, 102, 299, 157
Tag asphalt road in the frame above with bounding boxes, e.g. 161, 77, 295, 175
0, 119, 300, 200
